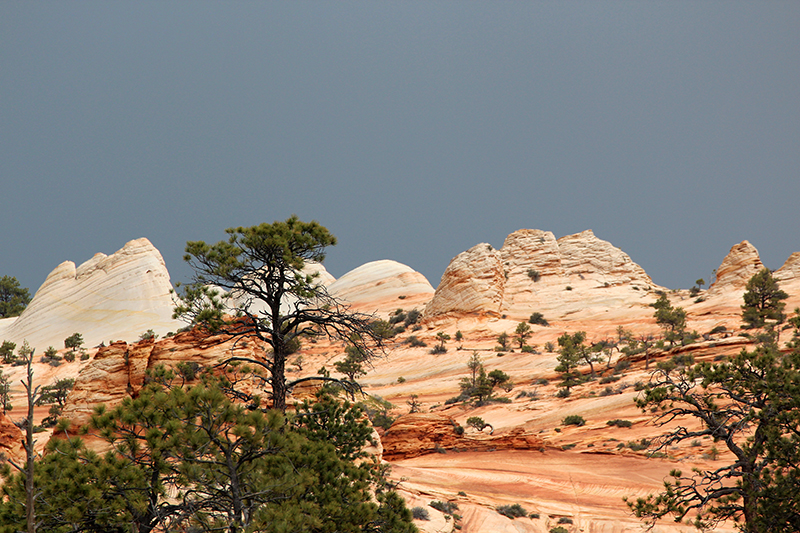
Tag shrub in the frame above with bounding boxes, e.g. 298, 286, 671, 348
527, 269, 541, 282
411, 506, 430, 520
709, 325, 727, 335
599, 375, 620, 384
371, 413, 395, 430
555, 388, 570, 398
521, 345, 535, 353
562, 415, 585, 427
613, 359, 631, 374
535, 377, 549, 385
529, 512, 540, 519
543, 341, 556, 352
64, 332, 83, 351
397, 376, 406, 383
80, 352, 90, 361
404, 309, 421, 327
627, 438, 650, 451
550, 527, 569, 533
139, 329, 157, 341
406, 336, 427, 348
429, 501, 459, 514
565, 286, 573, 291
558, 517, 574, 524
63, 351, 76, 363
599, 386, 615, 397
0, 341, 16, 364
429, 344, 447, 354
607, 419, 632, 428
528, 312, 549, 326
497, 503, 527, 519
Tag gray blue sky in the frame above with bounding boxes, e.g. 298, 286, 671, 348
2, 2, 798, 294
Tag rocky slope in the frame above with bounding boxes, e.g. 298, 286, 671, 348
2, 229, 799, 532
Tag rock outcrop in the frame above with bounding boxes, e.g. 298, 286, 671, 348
425, 229, 658, 320
327, 260, 434, 316
0, 238, 184, 350
776, 252, 800, 284
381, 413, 546, 460
708, 241, 764, 296
0, 412, 23, 464
60, 328, 268, 430
424, 244, 505, 318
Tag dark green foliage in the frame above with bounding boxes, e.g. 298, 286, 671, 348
527, 269, 541, 282
562, 415, 585, 427
550, 527, 569, 533
429, 332, 449, 354
496, 503, 527, 519
334, 345, 368, 382
628, 329, 800, 531
514, 322, 532, 349
709, 325, 727, 335
496, 331, 510, 351
458, 352, 511, 405
138, 329, 157, 341
35, 378, 75, 427
406, 336, 426, 348
528, 312, 549, 326
556, 331, 588, 389
0, 370, 10, 413
741, 268, 788, 330
0, 276, 30, 318
411, 507, 430, 520
64, 332, 83, 352
0, 341, 16, 364
626, 438, 650, 452
466, 416, 491, 433
173, 217, 383, 412
555, 388, 570, 398
651, 294, 687, 347
0, 376, 417, 533
557, 517, 573, 524
429, 501, 458, 515
606, 419, 632, 428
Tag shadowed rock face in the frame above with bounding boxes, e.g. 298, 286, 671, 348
0, 238, 184, 350
0, 412, 23, 464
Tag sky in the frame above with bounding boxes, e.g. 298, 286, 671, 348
2, 2, 799, 295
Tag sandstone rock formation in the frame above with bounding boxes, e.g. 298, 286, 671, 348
0, 238, 184, 350
0, 412, 23, 464
327, 260, 434, 316
423, 244, 505, 318
425, 229, 659, 321
776, 251, 800, 283
707, 241, 764, 297
382, 413, 545, 460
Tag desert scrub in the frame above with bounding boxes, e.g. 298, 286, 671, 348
496, 503, 527, 519
606, 419, 632, 428
411, 507, 430, 520
562, 415, 585, 427
429, 500, 459, 514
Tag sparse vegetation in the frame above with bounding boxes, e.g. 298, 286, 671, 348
562, 415, 586, 427
412, 506, 430, 520
406, 335, 427, 348
429, 500, 459, 515
607, 419, 632, 428
529, 312, 549, 326
430, 332, 450, 354
496, 503, 527, 519
527, 269, 541, 282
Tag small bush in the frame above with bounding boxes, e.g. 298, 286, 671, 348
429, 345, 447, 354
709, 325, 727, 335
497, 503, 527, 519
599, 386, 615, 397
527, 269, 541, 282
565, 286, 573, 291
627, 438, 650, 452
371, 413, 395, 430
558, 517, 573, 524
555, 388, 570, 398
406, 336, 427, 348
63, 351, 76, 363
607, 419, 632, 428
457, 491, 467, 496
599, 375, 620, 384
411, 507, 430, 521
139, 329, 157, 341
562, 415, 585, 427
613, 359, 631, 374
543, 341, 556, 352
80, 352, 90, 361
550, 527, 569, 533
397, 376, 406, 383
528, 312, 549, 326
521, 345, 536, 353
430, 501, 459, 514
535, 377, 549, 385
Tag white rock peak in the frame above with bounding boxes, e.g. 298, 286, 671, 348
0, 238, 184, 350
